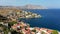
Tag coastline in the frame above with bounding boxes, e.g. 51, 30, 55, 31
0, 9, 59, 32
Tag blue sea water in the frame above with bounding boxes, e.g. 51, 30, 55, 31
20, 9, 60, 31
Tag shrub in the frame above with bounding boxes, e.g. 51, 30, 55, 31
51, 30, 58, 34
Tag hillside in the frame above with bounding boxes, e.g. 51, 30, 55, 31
0, 8, 22, 16
20, 4, 47, 9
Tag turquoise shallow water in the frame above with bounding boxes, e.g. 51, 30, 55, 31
19, 9, 60, 31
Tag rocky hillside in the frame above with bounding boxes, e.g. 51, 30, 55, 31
0, 8, 22, 16
20, 4, 47, 9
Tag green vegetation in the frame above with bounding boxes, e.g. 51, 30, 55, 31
41, 31, 45, 34
8, 21, 17, 30
51, 30, 58, 34
4, 29, 9, 34
0, 24, 9, 34
19, 31, 24, 34
32, 29, 36, 32
8, 21, 17, 26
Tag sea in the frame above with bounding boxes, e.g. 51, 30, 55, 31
19, 9, 60, 31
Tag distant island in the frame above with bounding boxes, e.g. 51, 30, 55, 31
20, 4, 47, 9
0, 4, 47, 9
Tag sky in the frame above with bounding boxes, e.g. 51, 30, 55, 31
0, 0, 60, 9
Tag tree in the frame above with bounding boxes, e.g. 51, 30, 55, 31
8, 21, 17, 31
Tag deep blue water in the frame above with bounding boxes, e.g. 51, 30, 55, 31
20, 9, 60, 31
